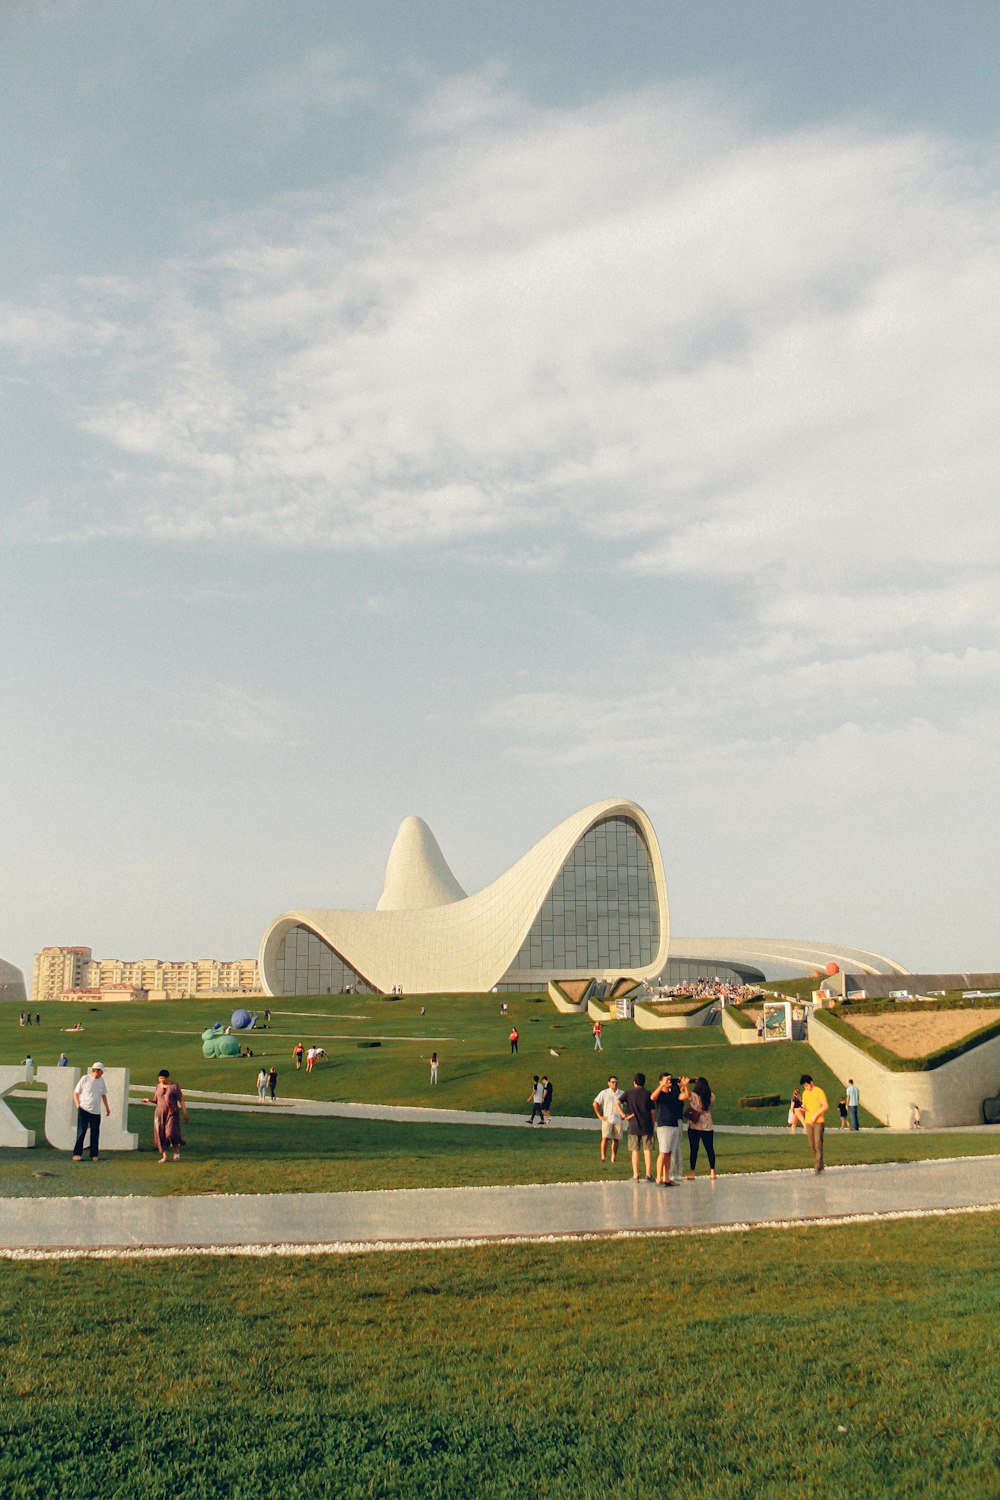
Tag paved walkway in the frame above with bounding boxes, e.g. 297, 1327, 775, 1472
3, 1156, 998, 1256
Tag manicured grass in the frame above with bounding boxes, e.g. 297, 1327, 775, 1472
3, 1093, 999, 1198
1, 1213, 997, 1498
1, 993, 874, 1128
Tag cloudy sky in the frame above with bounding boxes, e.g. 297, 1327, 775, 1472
2, 0, 998, 983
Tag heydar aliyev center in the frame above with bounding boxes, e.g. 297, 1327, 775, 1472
259, 799, 905, 997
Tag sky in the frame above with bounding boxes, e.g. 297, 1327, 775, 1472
2, 0, 998, 984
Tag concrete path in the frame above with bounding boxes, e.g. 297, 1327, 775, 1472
3, 1156, 998, 1256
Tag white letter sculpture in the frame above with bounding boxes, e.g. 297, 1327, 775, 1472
0, 1067, 138, 1152
0, 1066, 35, 1147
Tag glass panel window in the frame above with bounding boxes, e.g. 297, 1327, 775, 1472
503, 816, 660, 978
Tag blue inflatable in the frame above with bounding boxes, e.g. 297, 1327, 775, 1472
231, 1008, 253, 1031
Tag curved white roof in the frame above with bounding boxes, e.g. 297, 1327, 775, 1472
376, 815, 467, 911
668, 937, 907, 977
260, 798, 670, 995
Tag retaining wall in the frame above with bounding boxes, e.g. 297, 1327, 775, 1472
721, 1007, 759, 1046
634, 1001, 717, 1030
547, 981, 589, 1014
809, 1016, 1000, 1128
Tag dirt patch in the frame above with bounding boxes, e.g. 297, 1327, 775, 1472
645, 1001, 712, 1016
844, 1009, 1000, 1059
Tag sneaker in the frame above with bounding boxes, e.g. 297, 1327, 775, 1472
659, 1180, 673, 1187
644, 1175, 655, 1182
631, 1176, 641, 1182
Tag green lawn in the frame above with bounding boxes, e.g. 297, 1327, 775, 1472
1, 1213, 997, 1498
2, 992, 876, 1127
3, 1093, 999, 1198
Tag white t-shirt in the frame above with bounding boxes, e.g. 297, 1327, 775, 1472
594, 1087, 623, 1122
75, 1074, 108, 1113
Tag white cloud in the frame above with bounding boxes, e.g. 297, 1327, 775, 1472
2, 78, 995, 582
2, 75, 998, 767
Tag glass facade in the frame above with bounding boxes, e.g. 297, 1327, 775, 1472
273, 924, 376, 996
503, 815, 660, 978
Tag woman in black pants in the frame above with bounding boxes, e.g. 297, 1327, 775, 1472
685, 1075, 716, 1181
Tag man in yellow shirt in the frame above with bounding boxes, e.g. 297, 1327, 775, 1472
799, 1073, 829, 1173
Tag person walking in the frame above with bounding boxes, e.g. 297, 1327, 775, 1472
684, 1075, 717, 1181
509, 1027, 519, 1054
429, 1052, 439, 1086
256, 1065, 268, 1101
592, 1075, 624, 1164
541, 1075, 553, 1122
293, 1042, 304, 1070
152, 1069, 189, 1162
526, 1076, 545, 1125
72, 1062, 111, 1161
650, 1071, 684, 1186
800, 1073, 828, 1173
837, 1095, 849, 1129
267, 1065, 278, 1101
620, 1072, 655, 1182
592, 1021, 603, 1051
846, 1079, 860, 1131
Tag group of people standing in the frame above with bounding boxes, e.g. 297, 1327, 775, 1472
70, 1063, 189, 1163
592, 1071, 716, 1183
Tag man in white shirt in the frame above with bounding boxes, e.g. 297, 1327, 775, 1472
72, 1062, 111, 1161
592, 1075, 624, 1164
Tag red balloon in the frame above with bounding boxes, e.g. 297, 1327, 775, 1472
825, 962, 840, 976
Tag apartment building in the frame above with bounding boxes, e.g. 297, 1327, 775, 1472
33, 946, 260, 1003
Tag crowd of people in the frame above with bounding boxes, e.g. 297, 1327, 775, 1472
647, 979, 763, 1005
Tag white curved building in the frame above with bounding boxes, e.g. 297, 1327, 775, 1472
259, 798, 906, 997
261, 799, 669, 996
0, 959, 27, 1004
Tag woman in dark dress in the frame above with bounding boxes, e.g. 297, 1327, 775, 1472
267, 1066, 278, 1100
153, 1069, 189, 1162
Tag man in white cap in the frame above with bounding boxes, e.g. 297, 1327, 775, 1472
72, 1062, 111, 1161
